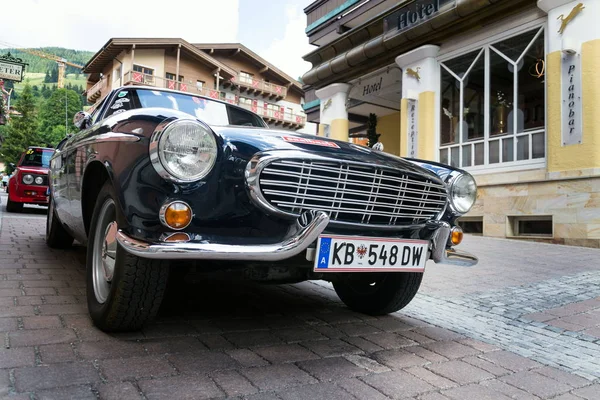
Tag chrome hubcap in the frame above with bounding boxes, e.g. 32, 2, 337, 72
92, 200, 117, 304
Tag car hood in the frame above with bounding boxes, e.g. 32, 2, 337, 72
211, 126, 441, 180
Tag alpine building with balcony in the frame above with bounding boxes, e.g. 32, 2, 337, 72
83, 38, 311, 132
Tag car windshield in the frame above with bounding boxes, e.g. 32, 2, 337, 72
20, 148, 53, 168
105, 88, 267, 128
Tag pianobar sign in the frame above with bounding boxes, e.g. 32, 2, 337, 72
384, 0, 456, 37
0, 53, 27, 83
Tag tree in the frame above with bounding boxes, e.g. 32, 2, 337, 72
38, 88, 82, 146
44, 70, 52, 83
366, 113, 381, 148
0, 83, 42, 171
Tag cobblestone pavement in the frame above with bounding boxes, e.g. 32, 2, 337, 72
0, 194, 599, 399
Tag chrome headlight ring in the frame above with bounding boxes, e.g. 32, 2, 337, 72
22, 174, 34, 185
446, 171, 477, 216
150, 118, 218, 183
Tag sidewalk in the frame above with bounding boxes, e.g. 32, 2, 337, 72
0, 203, 598, 399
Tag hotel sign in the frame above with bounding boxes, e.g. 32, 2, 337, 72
0, 53, 27, 82
384, 0, 456, 37
561, 53, 582, 146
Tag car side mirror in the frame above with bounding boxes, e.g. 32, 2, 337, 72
9, 163, 15, 168
73, 111, 91, 130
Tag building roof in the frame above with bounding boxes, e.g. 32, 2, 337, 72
83, 38, 238, 79
192, 43, 303, 91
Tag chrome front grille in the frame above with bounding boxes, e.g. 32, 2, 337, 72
254, 158, 448, 228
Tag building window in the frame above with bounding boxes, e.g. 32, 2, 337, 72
165, 73, 183, 82
240, 71, 254, 84
439, 26, 545, 169
133, 65, 154, 76
196, 80, 204, 90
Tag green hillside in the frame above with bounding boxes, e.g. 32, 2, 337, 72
2, 47, 94, 75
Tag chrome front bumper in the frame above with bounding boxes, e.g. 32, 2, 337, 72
116, 212, 477, 267
116, 210, 331, 261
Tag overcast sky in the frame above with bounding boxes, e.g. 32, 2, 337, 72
0, 0, 316, 80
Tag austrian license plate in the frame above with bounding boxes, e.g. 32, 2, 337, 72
313, 235, 429, 272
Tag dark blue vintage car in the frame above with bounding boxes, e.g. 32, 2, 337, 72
46, 86, 477, 332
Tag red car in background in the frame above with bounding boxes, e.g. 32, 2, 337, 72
6, 147, 54, 212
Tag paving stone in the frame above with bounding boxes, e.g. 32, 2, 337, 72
361, 369, 436, 399
14, 362, 100, 391
311, 325, 347, 339
254, 344, 320, 364
142, 336, 207, 355
210, 369, 258, 397
422, 341, 481, 359
241, 364, 317, 391
405, 366, 458, 389
572, 384, 600, 399
224, 348, 270, 367
458, 339, 500, 353
141, 322, 198, 338
362, 332, 418, 349
372, 348, 429, 369
225, 331, 284, 348
344, 354, 390, 373
500, 371, 572, 398
426, 360, 495, 385
39, 344, 77, 364
442, 384, 514, 400
138, 375, 224, 400
100, 356, 175, 381
534, 366, 591, 388
273, 327, 328, 343
278, 382, 355, 400
336, 378, 390, 400
36, 385, 96, 400
414, 327, 465, 342
96, 382, 143, 400
419, 393, 453, 400
76, 340, 146, 360
336, 322, 382, 337
341, 338, 382, 354
38, 304, 87, 315
301, 339, 362, 358
0, 305, 35, 318
0, 317, 18, 331
9, 328, 77, 347
168, 350, 239, 374
196, 333, 234, 350
407, 346, 449, 363
298, 356, 371, 380
479, 350, 543, 372
461, 355, 511, 377
397, 329, 437, 345
0, 347, 35, 368
551, 394, 589, 400
21, 316, 62, 330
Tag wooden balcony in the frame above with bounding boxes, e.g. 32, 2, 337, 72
86, 77, 107, 103
237, 103, 306, 129
224, 76, 287, 100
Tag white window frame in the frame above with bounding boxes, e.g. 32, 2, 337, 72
437, 20, 547, 174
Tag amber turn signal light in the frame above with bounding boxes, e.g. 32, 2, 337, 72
164, 232, 191, 242
160, 201, 192, 230
450, 227, 464, 246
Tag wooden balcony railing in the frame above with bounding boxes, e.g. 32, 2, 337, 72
229, 76, 287, 99
119, 70, 305, 127
86, 77, 107, 103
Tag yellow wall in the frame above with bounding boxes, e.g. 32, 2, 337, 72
548, 39, 600, 172
400, 98, 408, 157
418, 91, 436, 160
132, 49, 166, 82
377, 112, 400, 156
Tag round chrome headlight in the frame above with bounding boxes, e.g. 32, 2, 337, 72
152, 119, 217, 182
449, 173, 477, 215
35, 176, 44, 185
22, 174, 34, 185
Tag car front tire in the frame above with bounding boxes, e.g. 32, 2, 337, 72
6, 196, 23, 213
86, 182, 169, 332
46, 196, 74, 248
332, 272, 423, 316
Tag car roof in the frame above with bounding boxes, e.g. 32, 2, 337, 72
27, 146, 54, 151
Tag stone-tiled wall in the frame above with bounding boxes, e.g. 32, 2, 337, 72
466, 169, 600, 248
